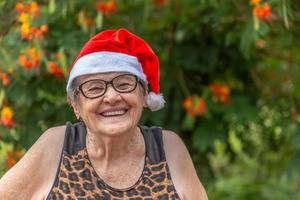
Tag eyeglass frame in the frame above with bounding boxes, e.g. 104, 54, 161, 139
75, 73, 145, 99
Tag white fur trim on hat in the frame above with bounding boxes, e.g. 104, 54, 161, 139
146, 92, 165, 111
66, 51, 148, 92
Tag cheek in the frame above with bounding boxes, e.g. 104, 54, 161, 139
133, 96, 145, 118
123, 93, 144, 115
78, 98, 102, 117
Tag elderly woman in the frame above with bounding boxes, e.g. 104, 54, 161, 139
0, 29, 208, 200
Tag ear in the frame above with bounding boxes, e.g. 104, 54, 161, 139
143, 99, 148, 108
69, 98, 81, 120
137, 83, 148, 108
143, 88, 148, 108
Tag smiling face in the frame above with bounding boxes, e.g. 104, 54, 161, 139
71, 72, 146, 136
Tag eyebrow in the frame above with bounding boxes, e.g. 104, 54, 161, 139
79, 73, 129, 83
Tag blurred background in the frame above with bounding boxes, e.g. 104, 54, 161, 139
0, 0, 299, 199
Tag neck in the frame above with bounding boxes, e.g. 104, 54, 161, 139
86, 126, 144, 169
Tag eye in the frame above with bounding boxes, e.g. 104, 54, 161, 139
113, 75, 136, 90
87, 86, 105, 93
82, 80, 106, 94
117, 82, 131, 89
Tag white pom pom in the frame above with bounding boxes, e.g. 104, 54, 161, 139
146, 92, 165, 111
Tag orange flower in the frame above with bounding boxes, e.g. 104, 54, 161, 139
18, 13, 32, 40
153, 0, 167, 6
96, 0, 117, 15
21, 25, 48, 40
18, 13, 30, 24
20, 23, 31, 40
210, 83, 231, 104
19, 47, 41, 70
6, 150, 24, 168
40, 24, 48, 34
29, 48, 40, 63
78, 11, 94, 29
183, 96, 193, 110
249, 0, 261, 6
19, 54, 30, 68
15, 1, 39, 16
0, 71, 10, 86
183, 96, 206, 117
15, 2, 44, 40
253, 3, 271, 20
54, 53, 61, 60
15, 2, 26, 13
193, 98, 206, 116
2, 75, 10, 86
1, 106, 14, 128
28, 1, 40, 16
47, 61, 65, 78
31, 27, 42, 38
6, 157, 17, 168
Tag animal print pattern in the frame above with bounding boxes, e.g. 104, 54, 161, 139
47, 149, 181, 200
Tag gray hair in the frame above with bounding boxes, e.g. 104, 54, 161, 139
67, 78, 79, 104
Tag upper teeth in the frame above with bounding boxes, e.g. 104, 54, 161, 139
102, 110, 126, 116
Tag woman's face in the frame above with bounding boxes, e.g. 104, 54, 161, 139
72, 72, 146, 136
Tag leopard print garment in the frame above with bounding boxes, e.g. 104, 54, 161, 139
46, 123, 181, 200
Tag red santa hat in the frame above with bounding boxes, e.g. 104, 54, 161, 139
66, 28, 165, 111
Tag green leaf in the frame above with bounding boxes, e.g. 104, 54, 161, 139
181, 114, 195, 130
0, 89, 4, 108
95, 12, 103, 30
49, 0, 56, 14
58, 47, 68, 76
228, 130, 243, 154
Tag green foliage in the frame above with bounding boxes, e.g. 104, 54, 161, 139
207, 101, 300, 199
0, 0, 299, 199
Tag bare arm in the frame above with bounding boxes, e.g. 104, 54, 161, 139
163, 130, 208, 200
0, 125, 65, 200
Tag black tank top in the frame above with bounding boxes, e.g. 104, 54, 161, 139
46, 122, 181, 199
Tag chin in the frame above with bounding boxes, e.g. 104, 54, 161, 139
97, 121, 135, 136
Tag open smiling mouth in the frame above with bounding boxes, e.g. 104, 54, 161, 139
100, 109, 128, 117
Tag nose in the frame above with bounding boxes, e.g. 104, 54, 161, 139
102, 84, 121, 104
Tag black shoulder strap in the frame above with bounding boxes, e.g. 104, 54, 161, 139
140, 125, 166, 163
63, 122, 87, 155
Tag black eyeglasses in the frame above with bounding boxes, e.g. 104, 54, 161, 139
76, 74, 139, 99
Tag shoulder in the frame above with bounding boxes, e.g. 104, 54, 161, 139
35, 125, 66, 150
162, 130, 208, 200
0, 125, 66, 199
